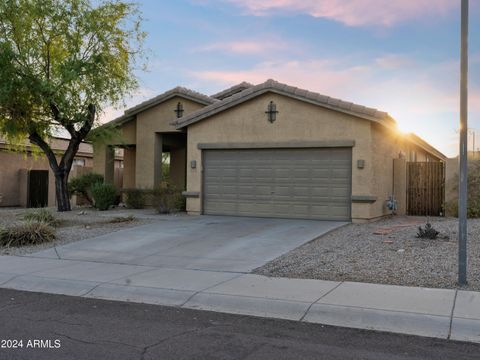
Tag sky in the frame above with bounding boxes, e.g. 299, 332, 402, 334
105, 0, 480, 157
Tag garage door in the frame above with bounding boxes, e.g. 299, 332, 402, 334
203, 148, 352, 220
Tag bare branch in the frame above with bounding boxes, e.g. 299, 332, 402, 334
28, 132, 60, 173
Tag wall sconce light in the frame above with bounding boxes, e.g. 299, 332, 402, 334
190, 160, 197, 169
265, 101, 278, 123
357, 160, 365, 169
174, 102, 184, 118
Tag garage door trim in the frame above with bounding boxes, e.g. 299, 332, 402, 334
198, 140, 355, 150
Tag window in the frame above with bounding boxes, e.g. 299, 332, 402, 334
73, 159, 85, 167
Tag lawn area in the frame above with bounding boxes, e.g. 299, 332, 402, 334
254, 216, 480, 291
0, 207, 184, 256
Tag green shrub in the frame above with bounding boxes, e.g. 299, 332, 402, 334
91, 183, 117, 211
124, 189, 146, 209
23, 209, 59, 227
69, 173, 104, 205
0, 222, 55, 247
446, 160, 480, 218
108, 215, 135, 223
152, 180, 185, 214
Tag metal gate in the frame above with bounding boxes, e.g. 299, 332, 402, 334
28, 170, 49, 208
407, 162, 445, 216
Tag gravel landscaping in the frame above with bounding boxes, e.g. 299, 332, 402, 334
254, 216, 480, 291
0, 207, 185, 256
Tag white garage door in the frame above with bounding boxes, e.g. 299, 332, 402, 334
203, 148, 352, 221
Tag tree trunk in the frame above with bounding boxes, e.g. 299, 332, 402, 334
54, 170, 71, 212
28, 103, 96, 212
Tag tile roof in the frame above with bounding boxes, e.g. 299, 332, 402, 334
211, 82, 254, 100
175, 79, 396, 129
105, 86, 216, 127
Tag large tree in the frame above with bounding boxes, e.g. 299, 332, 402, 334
0, 0, 145, 211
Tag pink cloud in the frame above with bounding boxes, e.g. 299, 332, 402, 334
196, 39, 290, 55
225, 0, 457, 27
192, 56, 480, 157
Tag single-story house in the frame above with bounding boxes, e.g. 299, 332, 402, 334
94, 79, 446, 222
0, 137, 123, 208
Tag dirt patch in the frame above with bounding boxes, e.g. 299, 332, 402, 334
254, 216, 480, 291
0, 207, 185, 256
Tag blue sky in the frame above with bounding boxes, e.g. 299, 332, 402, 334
106, 0, 480, 157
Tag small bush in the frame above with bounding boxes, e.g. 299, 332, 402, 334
0, 222, 55, 247
446, 160, 480, 218
23, 209, 59, 227
152, 180, 185, 214
91, 183, 117, 211
108, 215, 135, 223
69, 173, 104, 205
416, 223, 439, 240
124, 189, 146, 209
445, 200, 480, 218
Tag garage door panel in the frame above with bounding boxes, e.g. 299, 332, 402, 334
203, 148, 351, 220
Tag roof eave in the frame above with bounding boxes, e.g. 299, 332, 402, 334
176, 87, 393, 130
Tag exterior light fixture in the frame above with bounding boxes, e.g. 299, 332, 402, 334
174, 102, 184, 118
265, 101, 278, 123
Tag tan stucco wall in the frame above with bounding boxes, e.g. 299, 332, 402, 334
121, 119, 137, 145
0, 150, 90, 208
170, 147, 186, 190
369, 124, 440, 219
185, 92, 375, 221
135, 97, 202, 188
184, 92, 443, 222
94, 96, 201, 190
123, 148, 136, 189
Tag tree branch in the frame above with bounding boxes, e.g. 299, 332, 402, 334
28, 132, 60, 174
58, 104, 95, 175
50, 101, 75, 136
78, 104, 96, 139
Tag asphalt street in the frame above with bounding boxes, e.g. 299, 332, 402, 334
0, 288, 478, 360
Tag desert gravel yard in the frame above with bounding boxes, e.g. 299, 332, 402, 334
254, 216, 480, 291
0, 207, 174, 256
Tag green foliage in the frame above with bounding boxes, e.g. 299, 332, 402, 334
0, 222, 55, 247
416, 223, 439, 240
91, 182, 117, 211
445, 160, 480, 218
162, 152, 170, 178
0, 0, 145, 211
23, 208, 59, 227
69, 172, 104, 205
0, 0, 146, 141
123, 188, 146, 209
108, 215, 135, 223
152, 180, 185, 214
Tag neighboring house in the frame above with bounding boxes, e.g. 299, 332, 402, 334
94, 79, 446, 222
0, 137, 123, 208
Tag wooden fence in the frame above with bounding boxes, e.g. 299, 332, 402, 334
407, 162, 445, 216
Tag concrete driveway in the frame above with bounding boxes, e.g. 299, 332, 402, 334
30, 216, 345, 273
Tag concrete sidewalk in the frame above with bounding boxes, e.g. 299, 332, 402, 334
0, 255, 479, 343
